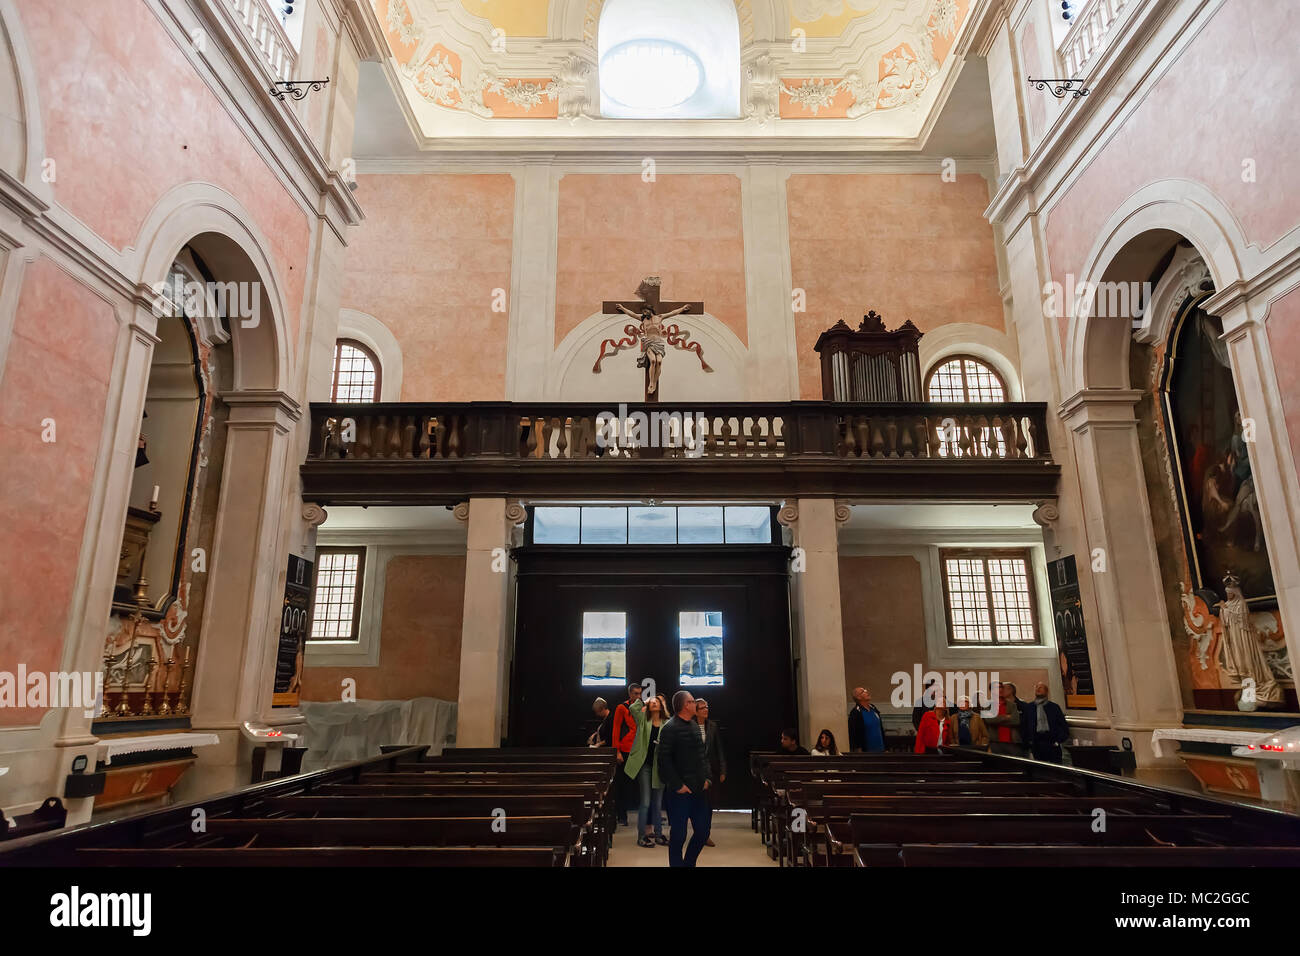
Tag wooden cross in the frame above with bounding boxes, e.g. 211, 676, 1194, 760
601, 277, 704, 320
593, 277, 712, 404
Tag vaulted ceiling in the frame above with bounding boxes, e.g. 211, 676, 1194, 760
360, 0, 985, 152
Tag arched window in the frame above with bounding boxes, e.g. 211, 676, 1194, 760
598, 0, 741, 119
925, 356, 1009, 457
925, 356, 1007, 403
330, 339, 381, 403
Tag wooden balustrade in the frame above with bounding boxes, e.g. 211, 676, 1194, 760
310, 402, 1047, 465
302, 401, 1058, 504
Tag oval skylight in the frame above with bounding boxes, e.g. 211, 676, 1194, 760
599, 39, 704, 112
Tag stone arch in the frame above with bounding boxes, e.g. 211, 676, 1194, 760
336, 308, 404, 401
134, 183, 293, 393
553, 310, 748, 402
0, 0, 44, 188
918, 322, 1024, 401
1063, 180, 1247, 397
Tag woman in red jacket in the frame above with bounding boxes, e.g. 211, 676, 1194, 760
914, 698, 950, 753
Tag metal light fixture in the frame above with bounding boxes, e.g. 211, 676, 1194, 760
270, 77, 331, 101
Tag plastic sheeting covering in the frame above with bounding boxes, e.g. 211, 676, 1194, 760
298, 698, 457, 771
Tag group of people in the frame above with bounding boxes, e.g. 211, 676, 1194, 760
837, 681, 1070, 762
589, 684, 726, 866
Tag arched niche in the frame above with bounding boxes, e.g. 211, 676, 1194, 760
135, 184, 292, 393
553, 310, 747, 403
97, 186, 297, 725
1064, 181, 1247, 398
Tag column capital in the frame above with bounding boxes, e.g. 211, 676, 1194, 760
222, 390, 304, 427
1059, 388, 1144, 431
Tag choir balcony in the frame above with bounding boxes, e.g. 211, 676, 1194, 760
300, 401, 1060, 505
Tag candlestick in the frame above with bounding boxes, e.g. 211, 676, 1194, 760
176, 644, 191, 715
149, 485, 160, 512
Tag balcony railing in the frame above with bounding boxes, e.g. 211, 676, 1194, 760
1061, 0, 1128, 77
300, 401, 1059, 505
225, 0, 297, 82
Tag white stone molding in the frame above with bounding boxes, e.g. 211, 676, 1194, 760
134, 181, 294, 392
0, 0, 45, 193
1063, 179, 1248, 399
551, 309, 749, 403
918, 321, 1025, 401
336, 307, 405, 401
1133, 243, 1213, 345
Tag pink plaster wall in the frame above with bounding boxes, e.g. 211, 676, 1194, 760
0, 259, 117, 726
554, 174, 748, 348
301, 554, 465, 701
1046, 0, 1300, 346
341, 174, 515, 400
1267, 287, 1300, 491
840, 555, 927, 713
787, 174, 1004, 399
15, 0, 309, 347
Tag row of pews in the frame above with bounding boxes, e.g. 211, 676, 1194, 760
751, 748, 1300, 867
0, 746, 615, 868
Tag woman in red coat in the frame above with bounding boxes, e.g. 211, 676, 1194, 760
914, 699, 950, 753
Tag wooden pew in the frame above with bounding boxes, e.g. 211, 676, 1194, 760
894, 845, 1300, 867
188, 815, 589, 864
838, 812, 1238, 867
75, 846, 567, 867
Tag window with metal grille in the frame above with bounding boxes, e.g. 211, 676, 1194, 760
330, 339, 381, 403
309, 547, 365, 641
926, 356, 1009, 457
940, 549, 1039, 645
925, 356, 1006, 403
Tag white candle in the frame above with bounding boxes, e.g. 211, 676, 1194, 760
150, 485, 160, 510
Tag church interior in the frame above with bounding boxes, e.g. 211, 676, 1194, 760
3, 0, 1300, 896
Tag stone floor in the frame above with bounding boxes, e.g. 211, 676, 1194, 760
606, 809, 777, 867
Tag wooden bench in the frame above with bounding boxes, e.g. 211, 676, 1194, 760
75, 846, 568, 867
893, 844, 1300, 867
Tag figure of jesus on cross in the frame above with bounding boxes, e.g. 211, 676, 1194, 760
593, 277, 713, 402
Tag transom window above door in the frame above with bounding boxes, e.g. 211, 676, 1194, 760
531, 505, 774, 545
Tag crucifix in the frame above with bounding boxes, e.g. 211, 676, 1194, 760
592, 277, 713, 403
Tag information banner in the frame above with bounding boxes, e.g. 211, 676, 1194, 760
1049, 555, 1096, 709
273, 554, 312, 708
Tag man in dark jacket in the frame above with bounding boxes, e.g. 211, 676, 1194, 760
657, 690, 712, 867
847, 686, 886, 752
1020, 682, 1069, 762
695, 699, 727, 847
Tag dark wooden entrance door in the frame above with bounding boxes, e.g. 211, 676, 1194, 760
509, 545, 795, 809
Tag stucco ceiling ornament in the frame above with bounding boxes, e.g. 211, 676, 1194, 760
791, 0, 876, 20
745, 55, 780, 125
780, 77, 845, 115
487, 79, 560, 111
557, 56, 594, 120
386, 0, 419, 47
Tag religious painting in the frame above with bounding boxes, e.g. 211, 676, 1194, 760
1162, 299, 1275, 605
1048, 556, 1095, 710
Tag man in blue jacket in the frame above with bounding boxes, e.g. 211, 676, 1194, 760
1020, 682, 1069, 762
847, 687, 886, 752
